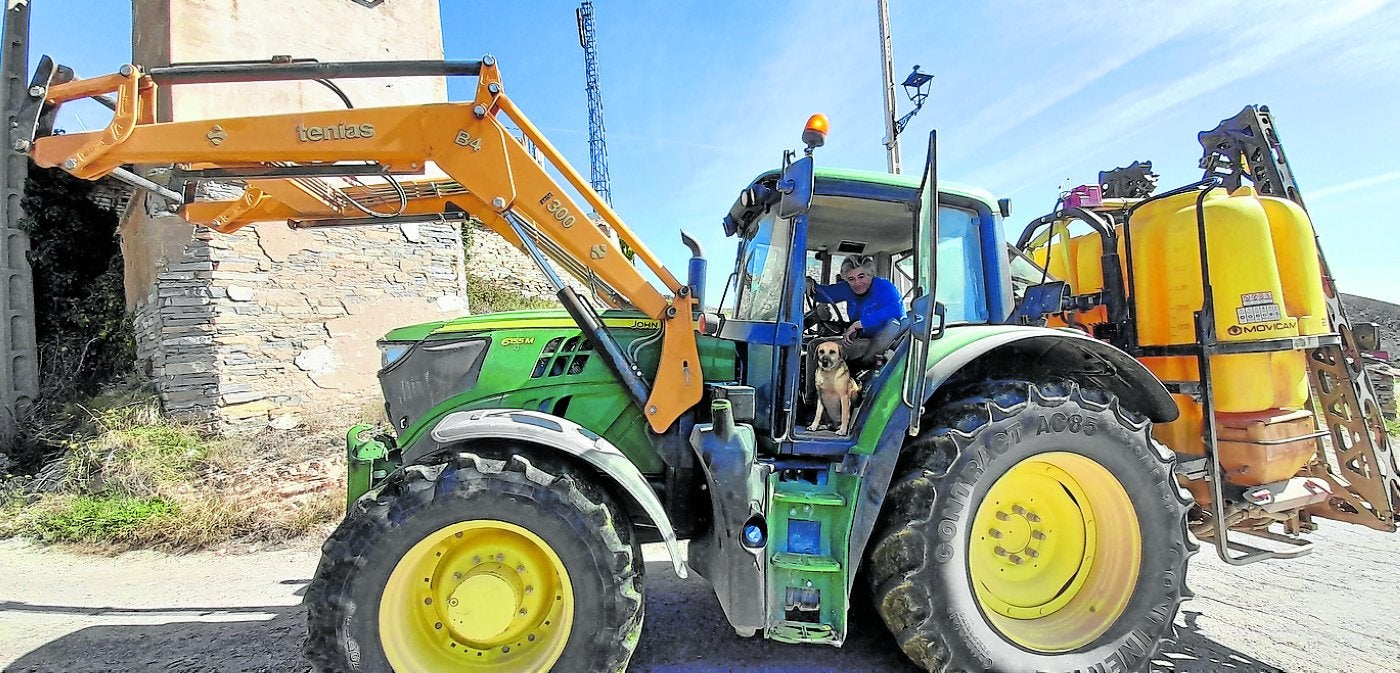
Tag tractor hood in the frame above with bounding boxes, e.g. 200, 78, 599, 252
381, 308, 663, 343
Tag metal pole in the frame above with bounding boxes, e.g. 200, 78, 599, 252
1, 0, 38, 449
877, 0, 901, 174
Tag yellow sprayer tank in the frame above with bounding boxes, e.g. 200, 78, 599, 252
1030, 222, 1124, 329
1128, 186, 1327, 470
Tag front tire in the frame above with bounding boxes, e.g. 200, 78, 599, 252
869, 381, 1194, 673
304, 450, 644, 673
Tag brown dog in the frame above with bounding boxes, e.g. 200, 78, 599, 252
808, 340, 860, 436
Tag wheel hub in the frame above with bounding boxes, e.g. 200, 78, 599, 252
449, 572, 519, 641
380, 520, 574, 672
968, 452, 1141, 653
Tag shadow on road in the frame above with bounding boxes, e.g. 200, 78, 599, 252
3, 564, 1283, 673
1150, 610, 1286, 673
2, 604, 312, 673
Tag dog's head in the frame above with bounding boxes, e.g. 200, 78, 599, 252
814, 340, 845, 371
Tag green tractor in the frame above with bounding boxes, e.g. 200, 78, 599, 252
304, 124, 1193, 673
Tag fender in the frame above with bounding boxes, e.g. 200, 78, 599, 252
428, 408, 688, 578
924, 326, 1178, 423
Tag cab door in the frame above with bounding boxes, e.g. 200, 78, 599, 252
903, 131, 942, 435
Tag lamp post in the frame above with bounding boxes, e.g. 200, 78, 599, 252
877, 1, 934, 174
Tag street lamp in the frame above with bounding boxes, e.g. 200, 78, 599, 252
895, 65, 934, 136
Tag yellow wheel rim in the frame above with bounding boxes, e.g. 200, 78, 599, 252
380, 520, 574, 672
968, 452, 1141, 652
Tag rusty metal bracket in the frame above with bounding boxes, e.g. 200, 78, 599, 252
1304, 343, 1399, 531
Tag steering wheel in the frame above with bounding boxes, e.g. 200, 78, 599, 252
803, 282, 846, 338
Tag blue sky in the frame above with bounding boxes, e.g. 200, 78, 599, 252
26, 0, 1400, 304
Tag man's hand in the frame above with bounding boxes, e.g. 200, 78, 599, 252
843, 320, 862, 344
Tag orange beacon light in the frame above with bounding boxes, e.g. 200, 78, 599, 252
803, 114, 829, 152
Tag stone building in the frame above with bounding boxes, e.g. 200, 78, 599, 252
123, 0, 471, 430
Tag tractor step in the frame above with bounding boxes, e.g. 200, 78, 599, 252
763, 468, 858, 647
771, 552, 841, 572
772, 490, 846, 507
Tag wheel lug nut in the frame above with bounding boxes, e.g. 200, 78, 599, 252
448, 598, 459, 607
1027, 513, 1042, 523
995, 511, 1010, 521
453, 572, 464, 581
1031, 530, 1047, 540
1026, 548, 1039, 558
472, 555, 482, 565
516, 565, 525, 574
989, 528, 1003, 539
994, 546, 1007, 556
1012, 505, 1028, 516
495, 553, 505, 562
1009, 554, 1024, 565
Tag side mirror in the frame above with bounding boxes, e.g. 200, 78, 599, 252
998, 197, 1013, 219
777, 155, 814, 220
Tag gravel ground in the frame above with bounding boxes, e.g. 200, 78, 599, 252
1, 523, 1396, 673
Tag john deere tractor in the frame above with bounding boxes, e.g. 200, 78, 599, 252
21, 53, 1394, 672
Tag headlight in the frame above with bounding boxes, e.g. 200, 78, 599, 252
379, 342, 413, 369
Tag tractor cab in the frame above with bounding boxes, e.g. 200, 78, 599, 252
709, 144, 1012, 456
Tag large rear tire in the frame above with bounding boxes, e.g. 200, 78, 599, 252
304, 450, 644, 673
869, 381, 1194, 673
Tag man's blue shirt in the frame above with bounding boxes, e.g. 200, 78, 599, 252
814, 277, 906, 336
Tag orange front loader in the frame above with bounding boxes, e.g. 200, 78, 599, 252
17, 55, 702, 433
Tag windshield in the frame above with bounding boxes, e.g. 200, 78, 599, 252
731, 212, 791, 322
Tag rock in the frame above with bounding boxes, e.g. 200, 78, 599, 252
221, 391, 267, 405
436, 295, 468, 313
294, 345, 338, 374
227, 285, 255, 302
400, 222, 423, 243
269, 413, 302, 430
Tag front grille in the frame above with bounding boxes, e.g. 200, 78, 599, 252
379, 338, 489, 429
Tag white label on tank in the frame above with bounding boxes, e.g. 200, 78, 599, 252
1240, 291, 1275, 307
1237, 303, 1283, 324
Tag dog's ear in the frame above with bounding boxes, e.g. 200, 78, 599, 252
831, 341, 844, 357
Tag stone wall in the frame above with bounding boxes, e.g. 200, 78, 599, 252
123, 0, 463, 430
126, 197, 466, 429
464, 221, 564, 300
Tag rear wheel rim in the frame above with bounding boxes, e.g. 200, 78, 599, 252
380, 519, 574, 672
968, 451, 1141, 652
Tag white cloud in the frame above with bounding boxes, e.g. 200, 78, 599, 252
945, 3, 1223, 162
965, 0, 1389, 195
1308, 170, 1400, 201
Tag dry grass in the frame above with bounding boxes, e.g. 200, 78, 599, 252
1, 386, 353, 552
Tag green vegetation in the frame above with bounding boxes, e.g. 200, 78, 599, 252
18, 166, 134, 401
1, 388, 345, 550
466, 275, 559, 314
461, 220, 560, 314
27, 495, 176, 544
1387, 417, 1400, 438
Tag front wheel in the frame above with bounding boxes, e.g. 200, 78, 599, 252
869, 381, 1194, 673
304, 450, 644, 673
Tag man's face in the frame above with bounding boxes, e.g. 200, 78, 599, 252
844, 268, 873, 295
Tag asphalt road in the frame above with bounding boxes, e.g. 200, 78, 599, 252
1, 522, 1396, 673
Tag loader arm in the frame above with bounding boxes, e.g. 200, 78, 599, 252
21, 56, 702, 432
